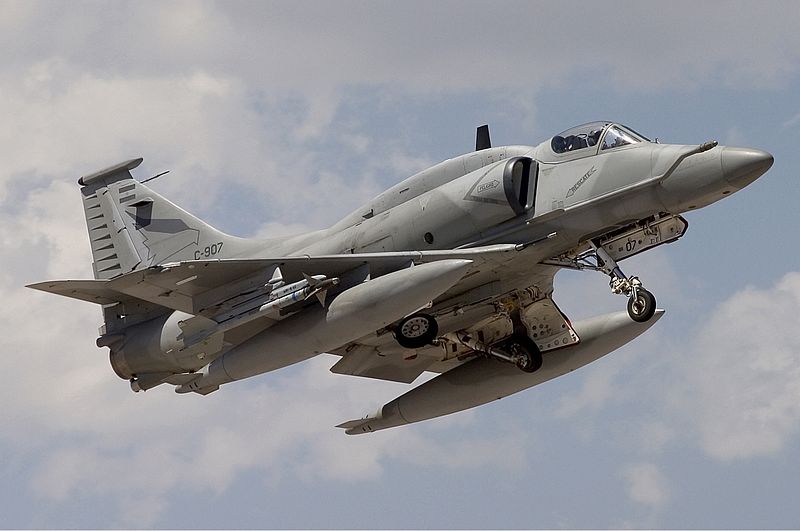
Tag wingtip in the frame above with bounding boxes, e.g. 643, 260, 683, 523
336, 415, 378, 435
335, 419, 365, 430
25, 281, 58, 291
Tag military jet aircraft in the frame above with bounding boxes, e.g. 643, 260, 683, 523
29, 121, 773, 434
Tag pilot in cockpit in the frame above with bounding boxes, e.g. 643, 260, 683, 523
587, 128, 602, 147
549, 122, 649, 158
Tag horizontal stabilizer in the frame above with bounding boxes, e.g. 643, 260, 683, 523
28, 279, 132, 305
78, 158, 143, 187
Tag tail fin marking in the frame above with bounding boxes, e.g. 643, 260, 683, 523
78, 158, 256, 281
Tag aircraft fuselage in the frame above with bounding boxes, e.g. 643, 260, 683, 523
29, 121, 774, 417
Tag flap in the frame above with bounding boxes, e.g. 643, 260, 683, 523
330, 344, 436, 384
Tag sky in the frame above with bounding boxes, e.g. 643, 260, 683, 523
2, 0, 800, 528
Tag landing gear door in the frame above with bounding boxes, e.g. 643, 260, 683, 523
600, 215, 689, 262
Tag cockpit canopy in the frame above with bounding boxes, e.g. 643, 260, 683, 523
550, 121, 649, 155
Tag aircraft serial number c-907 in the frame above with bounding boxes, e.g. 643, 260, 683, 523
195, 242, 223, 260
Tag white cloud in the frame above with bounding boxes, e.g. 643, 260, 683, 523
4, 2, 798, 227
17, 349, 528, 525
622, 462, 671, 509
0, 61, 251, 193
549, 264, 800, 466
0, 175, 528, 523
3, 2, 800, 527
4, 2, 800, 102
0, 177, 390, 524
0, 60, 387, 236
0, 18, 478, 525
724, 126, 748, 147
783, 112, 800, 129
555, 364, 619, 418
251, 220, 320, 240
673, 273, 800, 460
637, 421, 676, 455
576, 272, 800, 464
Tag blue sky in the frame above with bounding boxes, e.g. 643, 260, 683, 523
2, 1, 800, 528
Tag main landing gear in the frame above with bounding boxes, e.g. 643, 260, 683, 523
395, 312, 543, 373
455, 330, 543, 373
395, 313, 439, 349
590, 241, 657, 323
503, 334, 544, 373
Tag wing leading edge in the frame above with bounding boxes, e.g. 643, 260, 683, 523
28, 244, 522, 316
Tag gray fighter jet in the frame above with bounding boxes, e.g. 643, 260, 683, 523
29, 121, 773, 434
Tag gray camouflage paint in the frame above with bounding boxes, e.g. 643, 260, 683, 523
29, 122, 773, 431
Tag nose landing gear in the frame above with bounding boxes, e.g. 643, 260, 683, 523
592, 241, 657, 323
547, 240, 658, 323
626, 284, 657, 323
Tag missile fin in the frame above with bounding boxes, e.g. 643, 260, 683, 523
314, 289, 327, 307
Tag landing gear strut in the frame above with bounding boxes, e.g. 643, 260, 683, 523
455, 331, 543, 373
590, 241, 657, 323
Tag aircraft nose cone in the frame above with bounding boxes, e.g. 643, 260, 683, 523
722, 147, 774, 188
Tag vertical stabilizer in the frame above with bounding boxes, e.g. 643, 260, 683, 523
78, 158, 253, 280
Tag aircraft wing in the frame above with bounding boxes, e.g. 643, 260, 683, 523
28, 244, 522, 317
27, 279, 141, 306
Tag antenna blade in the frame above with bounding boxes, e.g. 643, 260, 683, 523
476, 124, 491, 151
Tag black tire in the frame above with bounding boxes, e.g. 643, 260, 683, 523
627, 288, 657, 323
395, 313, 439, 349
506, 335, 543, 373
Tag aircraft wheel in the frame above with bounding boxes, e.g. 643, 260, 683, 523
627, 288, 657, 323
506, 335, 543, 373
395, 313, 439, 349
